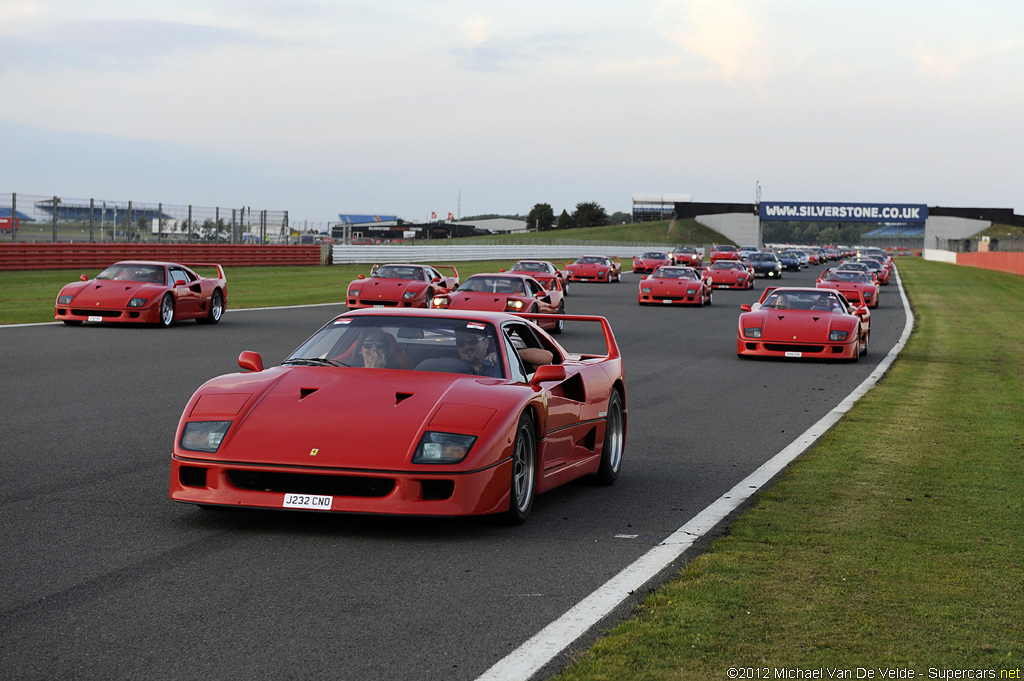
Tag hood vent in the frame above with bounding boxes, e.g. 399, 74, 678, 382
395, 392, 414, 405
299, 388, 319, 400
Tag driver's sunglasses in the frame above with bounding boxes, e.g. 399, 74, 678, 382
362, 340, 388, 349
455, 337, 485, 347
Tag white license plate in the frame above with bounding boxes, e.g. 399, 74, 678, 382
785, 351, 803, 358
282, 493, 333, 510
662, 299, 673, 304
373, 304, 386, 308
88, 315, 103, 322
716, 284, 729, 289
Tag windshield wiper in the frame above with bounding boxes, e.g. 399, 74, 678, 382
283, 357, 345, 367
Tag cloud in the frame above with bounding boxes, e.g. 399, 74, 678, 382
917, 39, 1019, 80
653, 0, 771, 84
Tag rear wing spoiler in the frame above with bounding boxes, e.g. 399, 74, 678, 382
183, 263, 226, 280
434, 265, 459, 281
514, 313, 620, 360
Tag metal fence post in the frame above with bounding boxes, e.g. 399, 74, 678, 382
128, 200, 133, 242
52, 196, 58, 241
10, 193, 16, 242
89, 198, 95, 242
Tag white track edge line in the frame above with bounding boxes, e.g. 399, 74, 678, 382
475, 267, 915, 681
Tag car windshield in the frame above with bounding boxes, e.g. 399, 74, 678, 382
763, 290, 844, 311
372, 265, 424, 281
576, 256, 607, 264
641, 252, 668, 259
827, 271, 870, 282
716, 246, 738, 252
458, 276, 527, 295
749, 253, 774, 262
95, 264, 165, 283
652, 267, 697, 279
711, 262, 742, 270
673, 247, 696, 254
286, 316, 506, 378
511, 262, 547, 273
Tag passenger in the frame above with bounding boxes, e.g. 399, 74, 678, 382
455, 329, 502, 377
353, 331, 404, 369
773, 293, 791, 309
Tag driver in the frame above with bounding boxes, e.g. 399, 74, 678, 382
455, 329, 501, 377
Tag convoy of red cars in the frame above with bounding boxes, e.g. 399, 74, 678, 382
49, 238, 896, 525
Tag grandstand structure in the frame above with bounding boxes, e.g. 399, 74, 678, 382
33, 197, 170, 224
632, 194, 691, 222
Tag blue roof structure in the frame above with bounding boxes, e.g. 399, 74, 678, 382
0, 207, 34, 221
862, 223, 924, 238
338, 214, 398, 224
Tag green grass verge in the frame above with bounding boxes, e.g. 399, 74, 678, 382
552, 257, 1024, 678
0, 262, 527, 325
456, 219, 725, 245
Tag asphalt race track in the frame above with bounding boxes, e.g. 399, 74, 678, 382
0, 264, 908, 680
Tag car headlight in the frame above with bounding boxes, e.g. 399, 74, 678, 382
505, 299, 524, 310
349, 288, 360, 297
687, 288, 697, 295
412, 431, 477, 464
180, 421, 231, 453
127, 297, 148, 307
743, 327, 762, 338
864, 291, 873, 298
402, 290, 418, 299
431, 296, 449, 308
830, 330, 849, 341
599, 270, 607, 276
737, 276, 746, 281
641, 286, 652, 293
57, 295, 74, 305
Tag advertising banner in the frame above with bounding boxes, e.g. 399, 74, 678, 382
760, 201, 927, 223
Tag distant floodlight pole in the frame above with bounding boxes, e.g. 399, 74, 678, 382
755, 181, 762, 248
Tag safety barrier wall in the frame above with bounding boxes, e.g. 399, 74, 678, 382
956, 251, 1024, 277
0, 243, 322, 270
331, 244, 674, 265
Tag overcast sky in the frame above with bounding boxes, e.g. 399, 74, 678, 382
1, 0, 1020, 226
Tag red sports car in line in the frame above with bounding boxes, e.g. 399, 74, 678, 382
508, 260, 570, 295
431, 273, 566, 334
169, 308, 626, 525
670, 246, 702, 267
737, 287, 870, 361
632, 251, 671, 275
706, 260, 754, 289
566, 255, 621, 283
346, 263, 459, 309
55, 260, 226, 327
638, 266, 713, 306
816, 269, 880, 308
709, 244, 741, 263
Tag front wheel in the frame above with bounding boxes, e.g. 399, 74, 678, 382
593, 389, 624, 485
501, 413, 537, 525
159, 294, 175, 327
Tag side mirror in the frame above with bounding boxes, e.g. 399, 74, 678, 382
357, 274, 365, 279
530, 364, 566, 385
740, 304, 752, 312
174, 279, 188, 287
238, 351, 264, 372
80, 274, 88, 281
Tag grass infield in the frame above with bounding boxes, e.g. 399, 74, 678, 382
551, 257, 1024, 678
